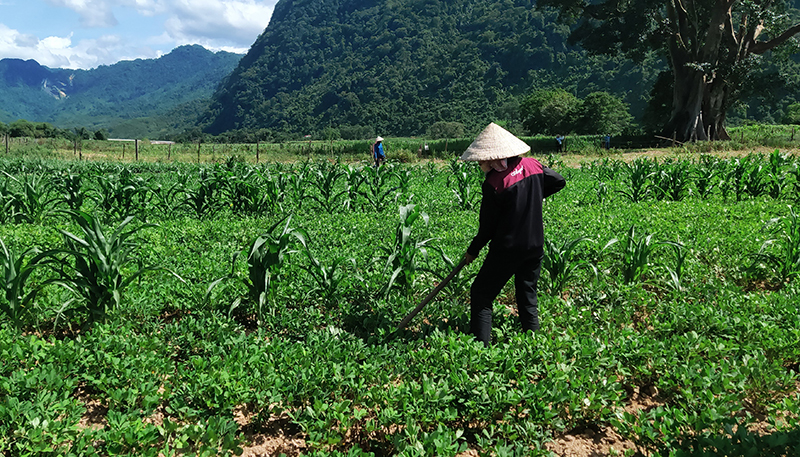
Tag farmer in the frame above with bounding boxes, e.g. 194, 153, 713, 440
461, 123, 566, 346
372, 136, 386, 167
555, 134, 564, 152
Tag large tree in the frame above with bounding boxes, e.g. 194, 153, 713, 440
538, 0, 800, 142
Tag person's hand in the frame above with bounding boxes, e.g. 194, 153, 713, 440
464, 252, 476, 265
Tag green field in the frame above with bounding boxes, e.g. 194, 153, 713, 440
0, 144, 798, 456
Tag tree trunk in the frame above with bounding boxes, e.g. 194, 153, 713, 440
661, 49, 709, 143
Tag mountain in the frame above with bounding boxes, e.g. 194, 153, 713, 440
201, 0, 662, 137
0, 45, 242, 138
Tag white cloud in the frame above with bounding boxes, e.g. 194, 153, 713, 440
164, 0, 274, 45
2, 0, 276, 68
0, 24, 158, 68
45, 0, 118, 28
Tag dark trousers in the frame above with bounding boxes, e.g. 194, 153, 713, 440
470, 247, 544, 345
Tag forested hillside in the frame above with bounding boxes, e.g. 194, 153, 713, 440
202, 0, 662, 137
0, 45, 241, 138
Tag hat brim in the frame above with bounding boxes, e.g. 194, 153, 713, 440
460, 123, 530, 161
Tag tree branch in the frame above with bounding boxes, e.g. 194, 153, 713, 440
750, 23, 800, 54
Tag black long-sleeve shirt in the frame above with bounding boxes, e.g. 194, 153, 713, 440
467, 157, 566, 257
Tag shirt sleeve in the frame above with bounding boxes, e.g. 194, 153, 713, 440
542, 167, 566, 198
467, 180, 499, 257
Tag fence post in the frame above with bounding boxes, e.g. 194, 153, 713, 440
168, 143, 172, 160
256, 140, 260, 163
135, 139, 139, 161
4, 134, 7, 154
122, 143, 125, 160
79, 140, 82, 161
74, 139, 77, 156
197, 140, 201, 163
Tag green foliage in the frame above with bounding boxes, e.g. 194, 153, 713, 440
0, 239, 51, 330
520, 88, 581, 135
576, 91, 633, 136
203, 0, 657, 137
50, 210, 161, 323
234, 215, 307, 324
604, 226, 660, 284
748, 206, 800, 284
380, 204, 436, 297
1, 170, 63, 224
542, 235, 596, 294
1, 153, 799, 456
783, 102, 800, 124
427, 122, 466, 140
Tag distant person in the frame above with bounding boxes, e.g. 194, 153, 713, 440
372, 136, 386, 167
461, 123, 566, 346
603, 134, 611, 150
555, 134, 564, 152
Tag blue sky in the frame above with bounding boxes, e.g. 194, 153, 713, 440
0, 0, 280, 69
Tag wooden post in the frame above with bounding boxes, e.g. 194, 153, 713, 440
4, 134, 8, 154
792, 127, 795, 142
167, 144, 172, 160
197, 140, 201, 163
122, 143, 125, 160
741, 130, 744, 143
79, 140, 82, 161
73, 139, 77, 155
256, 140, 260, 163
135, 139, 139, 161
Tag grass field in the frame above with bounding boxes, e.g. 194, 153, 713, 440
0, 132, 799, 456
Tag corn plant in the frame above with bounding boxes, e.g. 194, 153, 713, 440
54, 170, 86, 211
1, 170, 62, 224
265, 163, 291, 206
723, 158, 748, 201
342, 164, 365, 210
449, 159, 480, 210
286, 160, 311, 209
580, 181, 609, 205
542, 235, 596, 295
604, 226, 660, 284
661, 240, 689, 292
0, 238, 53, 330
379, 204, 437, 296
224, 168, 278, 216
765, 149, 791, 199
150, 174, 188, 219
747, 206, 800, 284
48, 210, 160, 323
651, 158, 692, 201
90, 170, 151, 220
741, 155, 769, 199
617, 157, 653, 202
306, 160, 348, 213
232, 215, 307, 324
359, 164, 400, 212
302, 250, 356, 306
180, 168, 223, 219
692, 155, 721, 200
789, 161, 800, 202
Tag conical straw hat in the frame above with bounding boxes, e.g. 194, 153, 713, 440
460, 123, 530, 161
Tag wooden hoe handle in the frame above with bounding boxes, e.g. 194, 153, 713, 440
395, 257, 468, 331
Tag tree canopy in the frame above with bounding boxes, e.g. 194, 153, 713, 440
538, 0, 800, 142
201, 0, 657, 137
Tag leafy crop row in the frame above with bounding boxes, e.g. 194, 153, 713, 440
0, 152, 798, 456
